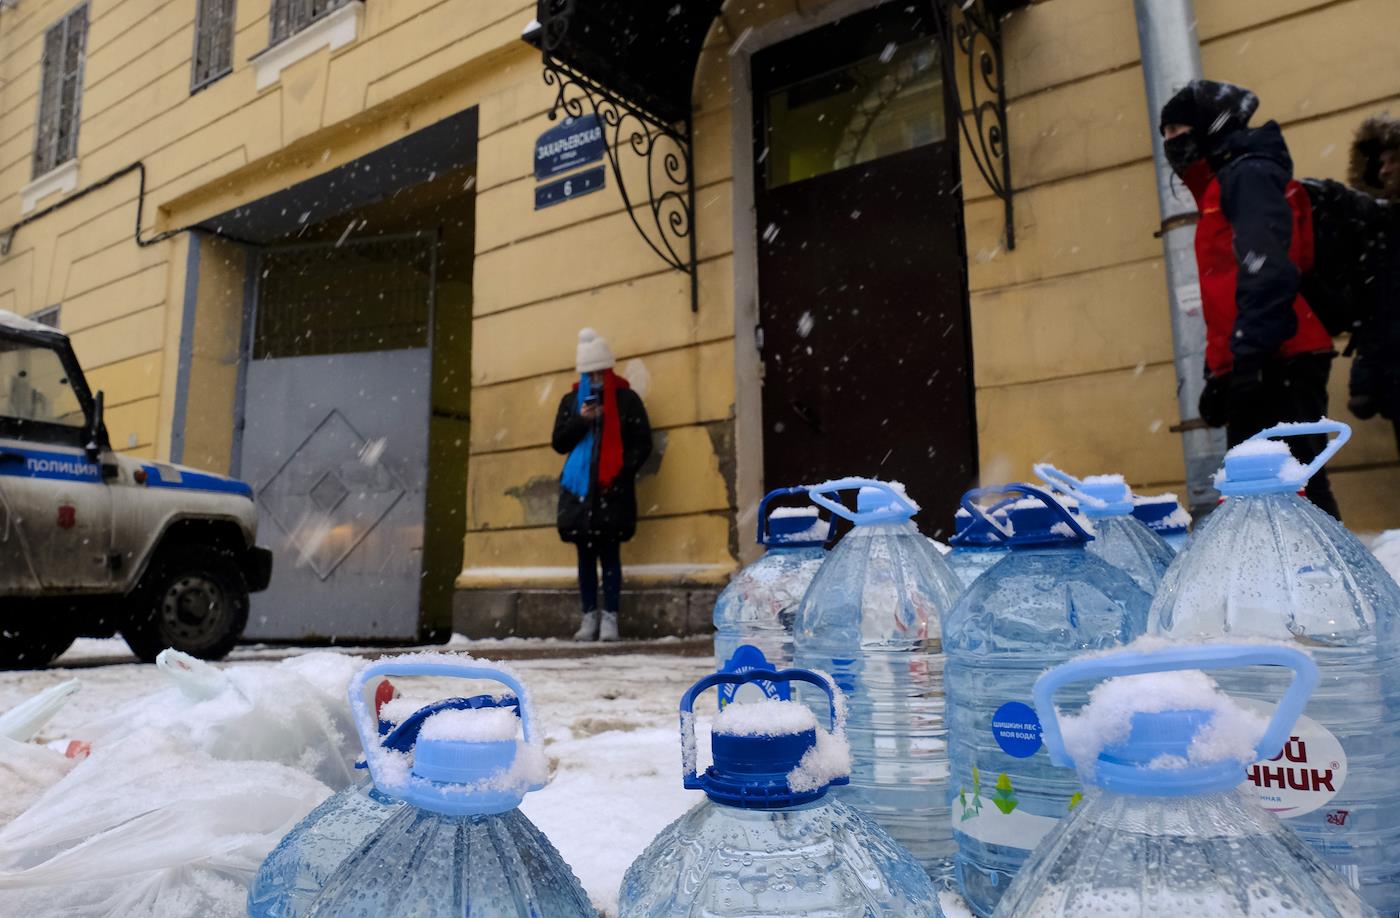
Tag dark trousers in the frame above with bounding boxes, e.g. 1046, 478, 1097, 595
1226, 353, 1341, 520
576, 540, 622, 613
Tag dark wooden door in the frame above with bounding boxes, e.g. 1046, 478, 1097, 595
752, 2, 976, 537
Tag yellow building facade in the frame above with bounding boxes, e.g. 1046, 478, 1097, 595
0, 0, 1395, 639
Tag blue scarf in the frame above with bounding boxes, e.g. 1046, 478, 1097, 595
560, 374, 593, 499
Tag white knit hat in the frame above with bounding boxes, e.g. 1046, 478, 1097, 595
575, 327, 615, 373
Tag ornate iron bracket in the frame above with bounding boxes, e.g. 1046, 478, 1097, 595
539, 54, 699, 312
935, 0, 1015, 250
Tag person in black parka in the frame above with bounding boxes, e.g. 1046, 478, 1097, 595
1345, 115, 1400, 454
552, 328, 652, 642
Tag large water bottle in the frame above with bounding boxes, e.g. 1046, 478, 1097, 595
618, 667, 944, 916
1148, 420, 1400, 913
943, 485, 1152, 916
249, 657, 591, 917
713, 486, 829, 692
994, 643, 1376, 917
946, 495, 1011, 589
1035, 464, 1175, 595
1131, 491, 1191, 553
793, 477, 962, 879
248, 690, 520, 917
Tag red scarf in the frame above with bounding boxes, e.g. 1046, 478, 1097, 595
574, 370, 629, 488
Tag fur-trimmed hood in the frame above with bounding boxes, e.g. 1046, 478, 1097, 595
1349, 114, 1400, 199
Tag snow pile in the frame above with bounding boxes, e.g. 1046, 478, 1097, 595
768, 506, 830, 544
1060, 669, 1269, 778
1214, 438, 1309, 487
712, 699, 816, 737
787, 727, 851, 793
419, 707, 520, 743
1083, 473, 1127, 486
770, 507, 820, 521
1373, 530, 1400, 586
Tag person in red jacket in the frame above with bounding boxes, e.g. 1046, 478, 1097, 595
1160, 80, 1340, 518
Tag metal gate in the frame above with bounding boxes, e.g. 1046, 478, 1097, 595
240, 234, 437, 640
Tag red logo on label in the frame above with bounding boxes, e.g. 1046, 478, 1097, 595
56, 505, 75, 530
1326, 810, 1350, 826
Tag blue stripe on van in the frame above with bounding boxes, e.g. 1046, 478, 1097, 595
141, 465, 254, 500
0, 446, 102, 483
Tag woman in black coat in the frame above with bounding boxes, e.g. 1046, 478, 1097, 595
551, 328, 652, 641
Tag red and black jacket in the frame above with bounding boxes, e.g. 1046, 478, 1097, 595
1181, 122, 1334, 378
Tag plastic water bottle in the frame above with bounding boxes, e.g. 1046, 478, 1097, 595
793, 478, 963, 879
248, 657, 591, 918
618, 667, 944, 916
946, 496, 1010, 590
1148, 420, 1400, 913
713, 486, 829, 699
248, 689, 520, 917
994, 643, 1376, 917
1131, 491, 1190, 553
1035, 464, 1175, 595
943, 485, 1152, 916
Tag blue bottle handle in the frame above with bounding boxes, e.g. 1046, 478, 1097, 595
961, 483, 1093, 543
1032, 644, 1319, 770
1033, 463, 1084, 498
348, 659, 536, 792
950, 493, 1017, 546
1245, 419, 1351, 485
808, 477, 918, 525
679, 667, 846, 790
756, 486, 821, 545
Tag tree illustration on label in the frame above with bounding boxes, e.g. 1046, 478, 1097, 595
960, 766, 984, 821
992, 772, 1018, 815
1068, 790, 1083, 811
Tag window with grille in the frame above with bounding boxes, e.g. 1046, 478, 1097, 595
33, 5, 87, 178
270, 0, 350, 46
192, 0, 236, 90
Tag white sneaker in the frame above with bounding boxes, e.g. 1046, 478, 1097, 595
599, 611, 620, 642
573, 611, 600, 641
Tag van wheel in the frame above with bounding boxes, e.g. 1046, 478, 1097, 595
123, 545, 248, 663
0, 626, 75, 670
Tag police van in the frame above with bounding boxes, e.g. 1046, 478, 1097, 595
0, 311, 271, 666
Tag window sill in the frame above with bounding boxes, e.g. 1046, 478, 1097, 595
250, 1, 363, 91
21, 159, 79, 214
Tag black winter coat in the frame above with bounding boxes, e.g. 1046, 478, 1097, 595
552, 387, 652, 543
1345, 116, 1400, 419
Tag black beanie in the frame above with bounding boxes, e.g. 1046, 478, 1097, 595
1159, 79, 1259, 140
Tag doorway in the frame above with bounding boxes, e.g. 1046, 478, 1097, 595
751, 2, 976, 534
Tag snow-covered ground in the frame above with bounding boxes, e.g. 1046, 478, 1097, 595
0, 643, 716, 917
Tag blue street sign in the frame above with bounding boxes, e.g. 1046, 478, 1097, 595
534, 115, 605, 180
535, 166, 606, 210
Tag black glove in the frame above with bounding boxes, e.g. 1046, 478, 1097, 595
1226, 365, 1269, 438
1348, 393, 1379, 420
1198, 375, 1229, 428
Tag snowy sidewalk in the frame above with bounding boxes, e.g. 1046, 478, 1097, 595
0, 641, 716, 917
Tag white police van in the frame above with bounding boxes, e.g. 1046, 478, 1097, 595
0, 311, 271, 666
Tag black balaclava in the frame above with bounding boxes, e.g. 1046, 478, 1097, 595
1159, 80, 1260, 176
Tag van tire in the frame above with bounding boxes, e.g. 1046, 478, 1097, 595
0, 626, 75, 670
123, 545, 249, 663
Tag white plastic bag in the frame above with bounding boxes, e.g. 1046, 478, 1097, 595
0, 678, 80, 741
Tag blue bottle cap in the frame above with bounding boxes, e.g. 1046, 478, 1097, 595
1131, 493, 1188, 535
681, 668, 850, 810
1216, 419, 1351, 497
757, 487, 829, 548
1075, 477, 1133, 519
808, 478, 918, 526
1091, 709, 1246, 797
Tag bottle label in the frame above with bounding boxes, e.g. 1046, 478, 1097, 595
991, 702, 1043, 758
717, 645, 791, 709
1236, 700, 1347, 819
951, 768, 1062, 850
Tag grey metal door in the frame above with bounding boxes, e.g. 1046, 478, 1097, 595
240, 235, 436, 641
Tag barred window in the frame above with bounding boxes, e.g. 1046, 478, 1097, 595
192, 0, 236, 90
30, 306, 61, 329
33, 5, 87, 178
270, 0, 350, 46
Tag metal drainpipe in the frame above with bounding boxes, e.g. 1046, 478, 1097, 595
1133, 0, 1226, 518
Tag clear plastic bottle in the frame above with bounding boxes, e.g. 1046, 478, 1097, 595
1036, 464, 1175, 595
946, 499, 1010, 590
248, 657, 590, 918
994, 642, 1376, 918
943, 485, 1151, 916
1148, 421, 1400, 914
713, 486, 829, 697
793, 478, 963, 880
1130, 491, 1191, 553
618, 666, 944, 917
248, 691, 518, 918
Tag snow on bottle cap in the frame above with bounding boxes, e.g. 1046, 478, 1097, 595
681, 668, 850, 808
1216, 419, 1351, 497
759, 487, 830, 547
